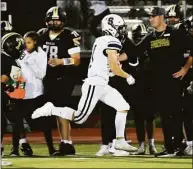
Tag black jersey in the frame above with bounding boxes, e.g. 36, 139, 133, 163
1, 52, 19, 79
137, 26, 193, 79
38, 28, 80, 78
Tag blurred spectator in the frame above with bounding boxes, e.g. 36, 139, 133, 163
88, 0, 110, 37
4, 0, 56, 35
57, 0, 83, 29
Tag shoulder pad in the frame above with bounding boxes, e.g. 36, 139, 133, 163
37, 28, 48, 36
63, 29, 80, 38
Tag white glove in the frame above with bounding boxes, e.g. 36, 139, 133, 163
187, 81, 193, 94
126, 75, 135, 85
10, 65, 21, 80
109, 71, 115, 77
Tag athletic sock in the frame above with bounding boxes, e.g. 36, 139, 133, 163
139, 141, 145, 148
149, 139, 155, 146
19, 138, 27, 145
115, 111, 127, 139
61, 140, 72, 144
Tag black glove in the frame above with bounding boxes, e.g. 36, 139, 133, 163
5, 84, 15, 92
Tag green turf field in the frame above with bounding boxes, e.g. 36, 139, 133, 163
2, 144, 192, 168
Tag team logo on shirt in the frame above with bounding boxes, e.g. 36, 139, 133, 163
150, 38, 170, 49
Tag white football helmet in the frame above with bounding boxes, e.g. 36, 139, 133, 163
101, 14, 127, 42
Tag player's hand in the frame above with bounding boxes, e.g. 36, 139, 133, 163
187, 81, 193, 94
126, 75, 135, 85
172, 67, 188, 80
5, 84, 15, 92
109, 71, 115, 77
48, 58, 64, 67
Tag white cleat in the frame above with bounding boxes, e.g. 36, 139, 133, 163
184, 145, 193, 156
115, 140, 138, 152
109, 140, 116, 154
95, 145, 110, 156
109, 145, 116, 154
130, 146, 146, 155
112, 150, 130, 157
31, 102, 54, 119
1, 160, 12, 166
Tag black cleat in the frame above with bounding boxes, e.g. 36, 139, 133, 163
149, 145, 157, 155
49, 149, 60, 156
1, 147, 4, 157
20, 143, 33, 156
155, 150, 175, 158
59, 142, 76, 155
10, 147, 20, 157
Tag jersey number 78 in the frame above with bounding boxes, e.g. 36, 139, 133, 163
43, 45, 58, 58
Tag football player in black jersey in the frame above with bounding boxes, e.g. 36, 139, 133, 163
38, 6, 81, 155
165, 4, 184, 26
177, 16, 193, 156
1, 21, 35, 157
129, 23, 157, 155
1, 32, 24, 166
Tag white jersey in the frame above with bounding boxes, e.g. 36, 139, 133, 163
85, 35, 122, 85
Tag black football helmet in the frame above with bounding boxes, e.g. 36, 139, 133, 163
1, 21, 13, 37
165, 4, 183, 20
45, 6, 67, 31
1, 32, 25, 59
132, 23, 149, 44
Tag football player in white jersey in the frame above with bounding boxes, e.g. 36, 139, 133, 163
32, 14, 137, 153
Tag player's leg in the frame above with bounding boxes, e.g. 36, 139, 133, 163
1, 111, 7, 157
54, 78, 75, 155
7, 99, 33, 157
146, 116, 157, 154
25, 96, 56, 156
96, 103, 116, 156
133, 109, 146, 155
6, 99, 23, 156
32, 83, 102, 155
145, 89, 157, 155
100, 85, 137, 152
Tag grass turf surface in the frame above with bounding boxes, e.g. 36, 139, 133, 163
2, 144, 192, 168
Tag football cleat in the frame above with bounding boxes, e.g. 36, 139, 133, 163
115, 140, 138, 152
20, 143, 33, 156
32, 102, 54, 119
9, 147, 20, 157
96, 145, 110, 156
59, 142, 76, 156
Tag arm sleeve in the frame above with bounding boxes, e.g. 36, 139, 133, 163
122, 38, 138, 64
26, 49, 47, 79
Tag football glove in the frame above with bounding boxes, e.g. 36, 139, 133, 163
187, 81, 193, 94
126, 75, 135, 85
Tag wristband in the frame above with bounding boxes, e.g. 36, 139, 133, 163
63, 58, 75, 65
